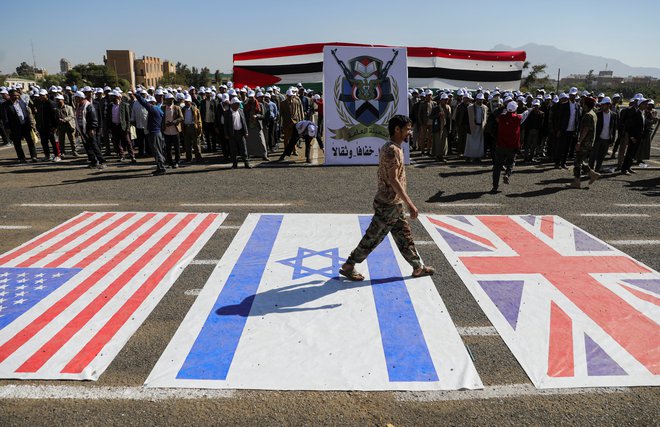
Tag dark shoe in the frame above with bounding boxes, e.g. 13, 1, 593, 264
131, 158, 137, 164
261, 156, 269, 161
173, 163, 179, 169
30, 157, 38, 163
152, 169, 166, 176
561, 164, 568, 170
18, 158, 27, 164
503, 175, 510, 184
96, 164, 106, 170
628, 169, 637, 174
231, 163, 238, 169
489, 187, 499, 194
244, 163, 252, 169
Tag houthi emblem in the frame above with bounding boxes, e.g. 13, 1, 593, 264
330, 49, 400, 142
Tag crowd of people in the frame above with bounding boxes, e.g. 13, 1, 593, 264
408, 86, 658, 190
0, 80, 657, 183
0, 82, 323, 173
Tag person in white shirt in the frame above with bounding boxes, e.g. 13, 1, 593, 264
222, 98, 251, 169
589, 97, 617, 172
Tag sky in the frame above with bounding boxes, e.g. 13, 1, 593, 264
2, 0, 658, 76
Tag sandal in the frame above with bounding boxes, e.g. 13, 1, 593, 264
412, 266, 435, 278
339, 268, 365, 281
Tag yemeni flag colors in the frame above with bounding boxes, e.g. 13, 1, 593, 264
233, 42, 526, 90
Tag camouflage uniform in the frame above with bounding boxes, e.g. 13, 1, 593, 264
573, 108, 597, 179
346, 141, 423, 270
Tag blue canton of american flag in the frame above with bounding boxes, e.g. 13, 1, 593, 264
0, 211, 225, 381
0, 268, 80, 329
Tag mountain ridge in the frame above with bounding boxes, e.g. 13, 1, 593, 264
492, 43, 660, 79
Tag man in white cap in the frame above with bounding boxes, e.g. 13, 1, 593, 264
431, 92, 451, 162
417, 90, 436, 155
74, 91, 106, 169
162, 93, 183, 168
490, 101, 521, 194
1, 88, 38, 162
522, 99, 544, 163
55, 94, 78, 157
263, 92, 279, 152
131, 89, 150, 157
106, 91, 136, 163
182, 95, 203, 163
0, 88, 12, 147
278, 89, 304, 160
454, 92, 471, 157
589, 97, 617, 172
555, 87, 581, 169
464, 92, 487, 161
35, 88, 60, 161
200, 89, 217, 152
620, 98, 648, 175
223, 98, 251, 169
570, 96, 601, 187
134, 91, 167, 175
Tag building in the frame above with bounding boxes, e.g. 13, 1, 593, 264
4, 77, 37, 91
60, 58, 71, 73
104, 50, 136, 89
162, 60, 175, 76
135, 56, 163, 88
33, 68, 47, 81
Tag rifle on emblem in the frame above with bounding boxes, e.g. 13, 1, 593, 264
380, 49, 399, 80
331, 49, 354, 82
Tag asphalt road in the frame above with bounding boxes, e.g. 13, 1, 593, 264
0, 133, 658, 426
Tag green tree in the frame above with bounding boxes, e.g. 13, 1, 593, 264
522, 63, 548, 89
15, 61, 36, 79
585, 69, 595, 89
65, 63, 116, 88
40, 74, 65, 88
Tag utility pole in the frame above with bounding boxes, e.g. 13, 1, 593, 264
556, 68, 560, 93
30, 39, 37, 70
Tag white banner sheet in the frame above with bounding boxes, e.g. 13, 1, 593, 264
323, 46, 410, 165
146, 214, 481, 390
420, 214, 660, 388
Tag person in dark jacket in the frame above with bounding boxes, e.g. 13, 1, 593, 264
1, 89, 38, 162
73, 91, 105, 169
621, 98, 647, 175
589, 97, 618, 172
223, 98, 251, 169
35, 89, 60, 161
135, 91, 167, 175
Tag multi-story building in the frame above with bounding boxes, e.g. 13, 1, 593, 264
60, 58, 71, 73
104, 50, 136, 89
135, 56, 164, 87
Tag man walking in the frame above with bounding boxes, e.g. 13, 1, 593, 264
135, 91, 167, 175
107, 91, 136, 163
182, 95, 203, 163
162, 93, 183, 168
590, 97, 617, 172
223, 98, 251, 169
55, 94, 78, 157
73, 91, 105, 169
570, 97, 600, 188
339, 115, 435, 281
490, 101, 521, 194
1, 88, 38, 163
555, 87, 581, 169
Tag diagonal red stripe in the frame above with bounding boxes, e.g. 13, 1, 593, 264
44, 213, 137, 268
17, 213, 116, 268
0, 213, 170, 365
428, 216, 495, 249
0, 213, 94, 265
547, 302, 574, 377
62, 214, 219, 374
16, 214, 199, 373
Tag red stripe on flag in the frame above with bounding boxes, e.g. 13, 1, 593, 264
17, 213, 116, 268
74, 213, 156, 269
0, 213, 94, 265
540, 215, 554, 239
62, 214, 219, 373
0, 214, 174, 365
16, 214, 198, 373
428, 216, 495, 249
547, 301, 574, 377
44, 213, 137, 269
619, 283, 660, 306
233, 42, 526, 63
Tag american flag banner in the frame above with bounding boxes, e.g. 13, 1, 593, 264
419, 215, 660, 388
0, 211, 226, 380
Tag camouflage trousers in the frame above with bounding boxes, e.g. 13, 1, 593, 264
346, 200, 423, 270
573, 145, 593, 179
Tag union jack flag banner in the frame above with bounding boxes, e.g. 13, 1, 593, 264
419, 214, 660, 388
146, 214, 482, 390
0, 212, 226, 380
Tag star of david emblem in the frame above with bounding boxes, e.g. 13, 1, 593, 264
277, 247, 346, 280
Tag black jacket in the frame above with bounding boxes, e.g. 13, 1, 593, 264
223, 108, 248, 138
2, 99, 33, 133
557, 100, 582, 132
595, 110, 618, 141
625, 109, 644, 141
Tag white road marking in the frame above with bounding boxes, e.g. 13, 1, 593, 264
189, 259, 220, 265
0, 225, 32, 230
0, 385, 233, 400
608, 240, 660, 245
614, 204, 660, 208
395, 384, 629, 402
219, 225, 241, 229
579, 213, 650, 217
18, 203, 120, 207
457, 326, 499, 336
413, 240, 435, 246
180, 203, 292, 207
184, 288, 202, 296
429, 203, 502, 207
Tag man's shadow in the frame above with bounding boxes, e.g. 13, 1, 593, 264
215, 276, 403, 317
